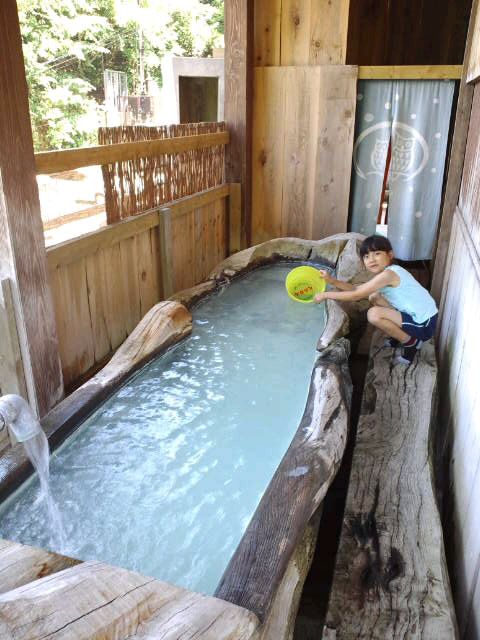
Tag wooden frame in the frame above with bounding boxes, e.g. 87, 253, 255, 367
358, 65, 463, 79
35, 131, 230, 175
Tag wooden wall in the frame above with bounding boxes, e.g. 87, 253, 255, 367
254, 0, 349, 66
47, 189, 230, 389
251, 0, 353, 244
251, 65, 357, 244
346, 0, 472, 65
438, 12, 480, 635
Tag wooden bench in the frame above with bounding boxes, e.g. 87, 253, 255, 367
323, 332, 458, 639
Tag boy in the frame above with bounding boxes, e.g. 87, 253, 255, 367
314, 235, 438, 365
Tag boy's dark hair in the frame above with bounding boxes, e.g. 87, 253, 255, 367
359, 235, 393, 259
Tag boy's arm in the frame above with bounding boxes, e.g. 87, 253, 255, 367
315, 269, 398, 303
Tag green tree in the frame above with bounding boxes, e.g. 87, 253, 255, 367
19, 0, 224, 151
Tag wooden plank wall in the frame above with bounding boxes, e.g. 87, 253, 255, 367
438, 80, 480, 638
251, 0, 354, 244
47, 193, 229, 389
254, 0, 349, 66
251, 65, 357, 243
346, 0, 472, 65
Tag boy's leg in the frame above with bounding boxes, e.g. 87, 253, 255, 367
367, 306, 410, 342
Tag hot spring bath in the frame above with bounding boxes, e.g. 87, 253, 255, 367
0, 264, 327, 594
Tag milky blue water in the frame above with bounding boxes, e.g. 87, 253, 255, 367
0, 264, 326, 594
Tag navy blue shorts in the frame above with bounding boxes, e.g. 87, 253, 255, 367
401, 312, 438, 342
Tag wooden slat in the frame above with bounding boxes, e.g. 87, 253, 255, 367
279, 0, 349, 65
137, 228, 161, 318
251, 66, 287, 242
358, 64, 463, 79
282, 66, 315, 237
254, 0, 282, 66
228, 182, 242, 254
50, 259, 95, 389
252, 66, 357, 243
35, 131, 230, 174
158, 208, 174, 299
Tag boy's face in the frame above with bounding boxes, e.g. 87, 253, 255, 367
363, 249, 393, 274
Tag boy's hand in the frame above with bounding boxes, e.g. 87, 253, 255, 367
318, 269, 334, 284
314, 292, 328, 304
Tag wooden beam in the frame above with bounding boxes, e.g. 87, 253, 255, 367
0, 2, 63, 417
168, 184, 230, 218
358, 65, 463, 79
225, 0, 254, 247
35, 131, 230, 174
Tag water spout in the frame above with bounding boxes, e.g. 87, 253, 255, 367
0, 394, 42, 443
0, 394, 66, 551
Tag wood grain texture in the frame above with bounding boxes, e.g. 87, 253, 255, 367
282, 0, 348, 65
437, 209, 480, 638
216, 339, 352, 621
0, 560, 260, 640
251, 66, 357, 244
346, 0, 472, 66
254, 0, 348, 66
229, 182, 242, 254
0, 5, 63, 416
458, 83, 480, 253
0, 538, 79, 595
358, 64, 463, 79
254, 0, 281, 66
324, 334, 457, 639
225, 0, 254, 244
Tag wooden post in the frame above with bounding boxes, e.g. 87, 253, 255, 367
228, 183, 242, 254
0, 1, 63, 417
158, 208, 174, 298
224, 0, 254, 248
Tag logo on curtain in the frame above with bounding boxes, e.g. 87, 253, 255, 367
353, 121, 429, 182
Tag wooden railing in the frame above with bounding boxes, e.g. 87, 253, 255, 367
35, 131, 230, 174
46, 183, 241, 389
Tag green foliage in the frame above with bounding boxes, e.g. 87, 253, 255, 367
19, 0, 224, 151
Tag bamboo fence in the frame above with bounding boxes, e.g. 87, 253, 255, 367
98, 122, 226, 223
